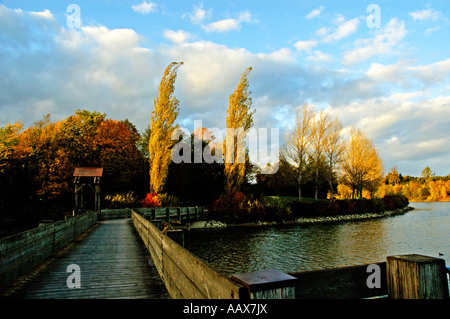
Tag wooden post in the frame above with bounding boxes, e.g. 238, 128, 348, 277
95, 183, 101, 215
177, 207, 182, 221
386, 254, 449, 299
166, 207, 170, 223
151, 208, 156, 220
231, 269, 297, 299
195, 206, 199, 221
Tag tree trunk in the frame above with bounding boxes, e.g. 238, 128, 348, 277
314, 165, 319, 201
298, 170, 303, 202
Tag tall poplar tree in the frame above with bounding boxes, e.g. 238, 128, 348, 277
149, 62, 183, 194
224, 67, 255, 194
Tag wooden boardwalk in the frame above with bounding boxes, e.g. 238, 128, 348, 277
3, 219, 169, 299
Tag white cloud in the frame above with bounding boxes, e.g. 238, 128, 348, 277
320, 17, 360, 43
306, 50, 332, 63
342, 18, 407, 66
366, 59, 450, 87
203, 18, 239, 33
131, 1, 157, 15
188, 3, 208, 24
424, 26, 440, 35
305, 6, 324, 19
409, 8, 440, 21
164, 30, 192, 44
30, 9, 53, 19
293, 40, 317, 53
202, 11, 254, 33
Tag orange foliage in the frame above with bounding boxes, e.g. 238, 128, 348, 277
141, 193, 162, 207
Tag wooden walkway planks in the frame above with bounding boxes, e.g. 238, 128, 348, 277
4, 219, 170, 299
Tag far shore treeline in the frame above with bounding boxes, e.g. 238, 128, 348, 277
1, 63, 449, 235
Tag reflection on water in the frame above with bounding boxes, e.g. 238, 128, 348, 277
185, 202, 450, 276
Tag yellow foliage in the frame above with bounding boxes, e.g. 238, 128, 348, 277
149, 62, 183, 194
224, 67, 254, 194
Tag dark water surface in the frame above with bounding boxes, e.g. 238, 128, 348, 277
184, 202, 450, 276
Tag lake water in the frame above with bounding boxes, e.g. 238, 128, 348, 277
184, 202, 450, 276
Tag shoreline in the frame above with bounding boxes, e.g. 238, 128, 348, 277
409, 200, 450, 203
192, 206, 415, 229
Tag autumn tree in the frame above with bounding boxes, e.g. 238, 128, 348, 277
282, 103, 315, 201
1, 110, 148, 222
340, 127, 384, 199
386, 166, 400, 185
364, 147, 384, 198
148, 62, 183, 194
310, 110, 331, 201
324, 116, 344, 200
421, 166, 435, 179
224, 67, 255, 194
93, 119, 147, 196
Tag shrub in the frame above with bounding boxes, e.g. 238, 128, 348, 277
104, 191, 139, 208
210, 192, 271, 223
264, 196, 292, 219
160, 193, 183, 207
383, 194, 409, 211
141, 192, 162, 208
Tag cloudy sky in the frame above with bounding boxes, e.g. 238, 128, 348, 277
1, 0, 449, 176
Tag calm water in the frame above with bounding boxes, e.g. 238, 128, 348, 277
184, 202, 450, 276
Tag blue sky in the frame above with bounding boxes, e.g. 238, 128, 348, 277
1, 1, 450, 176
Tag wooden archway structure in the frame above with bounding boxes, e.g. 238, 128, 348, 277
73, 167, 103, 215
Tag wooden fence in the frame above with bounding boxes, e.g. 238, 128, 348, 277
288, 262, 387, 299
102, 206, 206, 222
0, 211, 98, 291
131, 209, 243, 299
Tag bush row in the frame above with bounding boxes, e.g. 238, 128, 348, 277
210, 193, 409, 223
290, 194, 409, 218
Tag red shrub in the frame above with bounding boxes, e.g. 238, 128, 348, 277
141, 193, 162, 208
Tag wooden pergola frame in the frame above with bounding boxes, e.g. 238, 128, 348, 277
73, 167, 103, 215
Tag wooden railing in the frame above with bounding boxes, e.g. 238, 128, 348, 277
131, 210, 243, 299
102, 206, 206, 222
0, 211, 98, 291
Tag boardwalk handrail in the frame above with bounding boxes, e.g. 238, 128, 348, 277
0, 211, 98, 291
102, 206, 206, 221
131, 209, 243, 299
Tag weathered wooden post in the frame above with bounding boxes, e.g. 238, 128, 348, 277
166, 207, 170, 223
386, 254, 449, 299
231, 269, 297, 299
200, 206, 205, 218
177, 207, 182, 221
94, 177, 101, 215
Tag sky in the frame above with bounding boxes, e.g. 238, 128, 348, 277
0, 0, 449, 176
